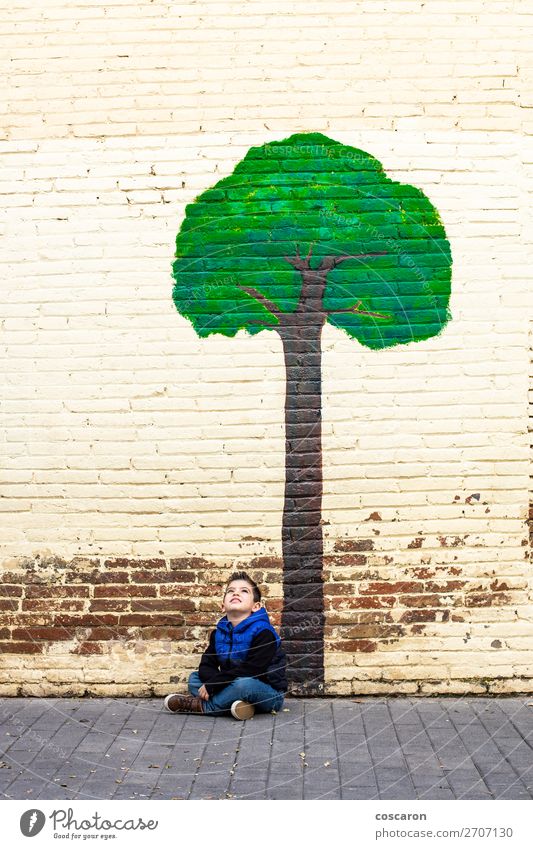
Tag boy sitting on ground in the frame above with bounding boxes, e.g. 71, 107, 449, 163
164, 571, 287, 720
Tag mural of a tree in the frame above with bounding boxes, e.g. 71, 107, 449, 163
172, 132, 452, 693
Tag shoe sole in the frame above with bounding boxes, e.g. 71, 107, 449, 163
231, 700, 255, 720
164, 694, 178, 713
164, 694, 205, 715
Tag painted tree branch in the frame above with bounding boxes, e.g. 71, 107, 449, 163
236, 284, 282, 319
318, 252, 387, 273
326, 300, 390, 320
283, 242, 315, 272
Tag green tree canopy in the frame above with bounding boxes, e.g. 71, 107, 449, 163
172, 132, 451, 350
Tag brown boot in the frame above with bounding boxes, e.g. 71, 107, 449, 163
164, 693, 204, 714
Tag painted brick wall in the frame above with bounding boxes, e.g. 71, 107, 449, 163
1, 0, 532, 695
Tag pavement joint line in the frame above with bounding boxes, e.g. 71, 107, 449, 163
186, 714, 216, 800
458, 700, 533, 799
413, 698, 524, 801
111, 700, 167, 801
32, 699, 112, 799
73, 701, 142, 800
462, 701, 529, 787
0, 700, 81, 798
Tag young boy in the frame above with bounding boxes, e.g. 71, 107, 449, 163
164, 571, 287, 720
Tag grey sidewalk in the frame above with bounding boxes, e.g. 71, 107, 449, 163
0, 697, 532, 800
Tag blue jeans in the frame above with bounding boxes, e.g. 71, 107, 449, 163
188, 671, 284, 716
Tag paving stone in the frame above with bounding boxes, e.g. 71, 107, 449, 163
1, 697, 532, 800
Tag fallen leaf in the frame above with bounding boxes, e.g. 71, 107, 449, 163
324, 761, 330, 767
148, 764, 160, 769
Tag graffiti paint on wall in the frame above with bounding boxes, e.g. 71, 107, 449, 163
171, 132, 452, 692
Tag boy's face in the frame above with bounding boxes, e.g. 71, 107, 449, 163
222, 580, 261, 618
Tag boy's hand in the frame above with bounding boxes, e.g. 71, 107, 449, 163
198, 684, 209, 701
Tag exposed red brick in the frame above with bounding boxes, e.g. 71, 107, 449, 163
131, 569, 195, 584
249, 556, 283, 570
169, 557, 212, 570
399, 609, 437, 624
73, 642, 105, 655
410, 567, 435, 579
438, 535, 466, 547
140, 626, 186, 640
54, 614, 119, 627
339, 625, 404, 639
464, 592, 510, 608
94, 584, 157, 598
104, 558, 166, 570
323, 583, 356, 595
490, 579, 510, 592
22, 599, 85, 612
0, 598, 20, 611
130, 599, 195, 612
12, 627, 74, 641
159, 582, 221, 598
329, 639, 377, 652
25, 585, 90, 598
423, 580, 465, 593
179, 612, 217, 626
334, 539, 374, 552
1, 571, 27, 583
0, 585, 23, 597
402, 594, 448, 608
356, 611, 395, 624
324, 554, 367, 567
119, 614, 184, 627
65, 570, 130, 584
407, 537, 424, 549
264, 571, 283, 583
0, 641, 44, 653
89, 599, 129, 612
360, 581, 422, 595
86, 626, 133, 640
330, 595, 395, 609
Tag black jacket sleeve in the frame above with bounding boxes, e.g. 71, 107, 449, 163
198, 629, 277, 697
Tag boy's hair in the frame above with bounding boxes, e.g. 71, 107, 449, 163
225, 571, 261, 604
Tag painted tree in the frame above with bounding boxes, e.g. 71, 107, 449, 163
171, 132, 452, 693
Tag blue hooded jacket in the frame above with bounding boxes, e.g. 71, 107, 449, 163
214, 608, 287, 692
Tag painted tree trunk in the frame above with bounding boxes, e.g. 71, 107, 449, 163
278, 312, 326, 694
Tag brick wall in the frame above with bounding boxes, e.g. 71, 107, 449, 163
1, 0, 532, 695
